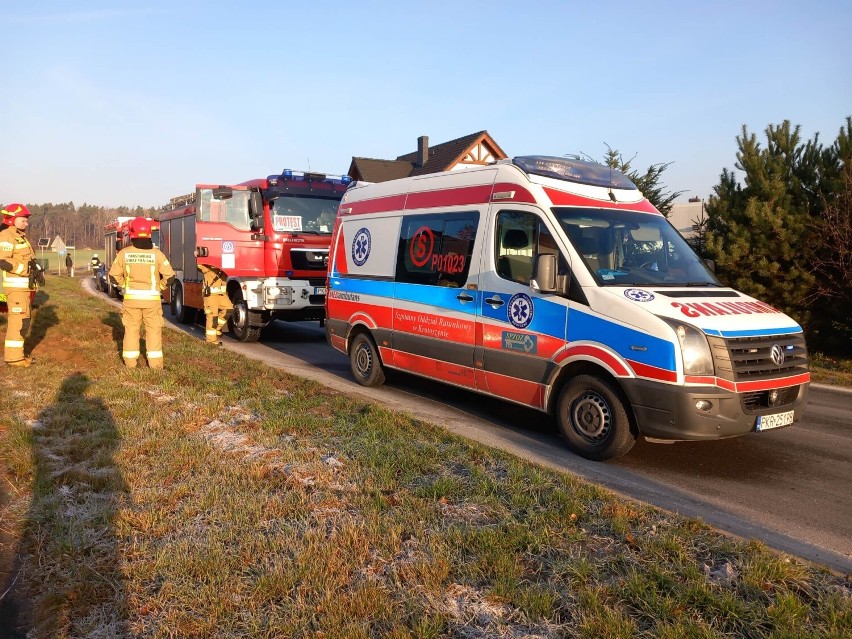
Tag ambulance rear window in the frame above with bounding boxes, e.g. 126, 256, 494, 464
396, 212, 479, 288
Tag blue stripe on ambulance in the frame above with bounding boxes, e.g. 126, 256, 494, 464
480, 291, 676, 373
335, 277, 676, 375
568, 309, 676, 372
393, 282, 479, 315
702, 326, 803, 338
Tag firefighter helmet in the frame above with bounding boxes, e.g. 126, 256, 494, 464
1, 203, 31, 220
127, 217, 154, 239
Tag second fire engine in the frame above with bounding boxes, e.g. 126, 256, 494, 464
159, 169, 350, 342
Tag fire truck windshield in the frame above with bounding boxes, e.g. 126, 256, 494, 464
269, 196, 338, 235
198, 188, 252, 231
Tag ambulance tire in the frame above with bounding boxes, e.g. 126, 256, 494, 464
349, 333, 385, 387
556, 375, 635, 461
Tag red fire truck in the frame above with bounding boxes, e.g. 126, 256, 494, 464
159, 169, 350, 342
100, 216, 160, 297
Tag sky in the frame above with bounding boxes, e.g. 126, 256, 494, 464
1, 0, 850, 209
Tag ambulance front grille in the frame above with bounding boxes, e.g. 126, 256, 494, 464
708, 333, 808, 382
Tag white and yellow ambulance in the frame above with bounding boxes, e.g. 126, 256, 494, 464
325, 156, 810, 460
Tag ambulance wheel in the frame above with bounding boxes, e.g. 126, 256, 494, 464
349, 333, 385, 387
171, 283, 192, 324
230, 292, 262, 342
556, 375, 635, 461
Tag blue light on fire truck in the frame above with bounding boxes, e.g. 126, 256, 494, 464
267, 170, 352, 186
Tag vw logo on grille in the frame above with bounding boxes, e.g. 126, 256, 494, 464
770, 344, 785, 366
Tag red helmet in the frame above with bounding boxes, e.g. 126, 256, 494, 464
1, 203, 31, 220
127, 217, 156, 239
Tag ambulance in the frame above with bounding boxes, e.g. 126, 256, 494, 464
325, 156, 810, 460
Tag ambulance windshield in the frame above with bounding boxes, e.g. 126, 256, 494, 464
268, 196, 338, 235
555, 207, 720, 287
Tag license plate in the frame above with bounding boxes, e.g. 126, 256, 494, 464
314, 287, 326, 296
756, 410, 794, 431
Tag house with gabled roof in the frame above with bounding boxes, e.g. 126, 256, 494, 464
348, 131, 508, 183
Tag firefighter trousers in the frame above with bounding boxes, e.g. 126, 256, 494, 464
3, 290, 31, 363
121, 300, 164, 369
203, 294, 233, 343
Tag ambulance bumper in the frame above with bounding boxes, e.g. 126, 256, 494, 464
621, 378, 809, 441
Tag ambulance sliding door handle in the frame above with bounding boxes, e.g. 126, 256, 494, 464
485, 296, 505, 307
456, 292, 474, 303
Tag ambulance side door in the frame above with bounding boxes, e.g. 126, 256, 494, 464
391, 211, 481, 388
475, 206, 570, 409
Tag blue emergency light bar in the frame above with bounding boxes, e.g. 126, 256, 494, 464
267, 170, 353, 186
513, 155, 637, 190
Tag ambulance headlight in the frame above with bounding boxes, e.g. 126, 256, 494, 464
660, 318, 714, 376
267, 286, 281, 297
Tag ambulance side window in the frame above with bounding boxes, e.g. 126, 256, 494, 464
396, 211, 479, 287
495, 211, 568, 286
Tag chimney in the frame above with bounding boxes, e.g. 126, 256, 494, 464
417, 135, 429, 167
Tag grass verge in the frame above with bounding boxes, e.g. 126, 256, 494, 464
0, 277, 850, 638
810, 353, 852, 387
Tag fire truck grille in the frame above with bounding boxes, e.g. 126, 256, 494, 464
708, 332, 808, 382
290, 249, 329, 272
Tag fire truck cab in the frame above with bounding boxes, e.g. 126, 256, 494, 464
159, 170, 350, 342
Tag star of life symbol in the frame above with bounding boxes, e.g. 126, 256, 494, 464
508, 293, 534, 329
624, 288, 655, 302
351, 228, 371, 266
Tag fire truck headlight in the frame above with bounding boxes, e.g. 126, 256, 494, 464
267, 286, 281, 297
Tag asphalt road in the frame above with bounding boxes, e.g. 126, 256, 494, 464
84, 280, 852, 574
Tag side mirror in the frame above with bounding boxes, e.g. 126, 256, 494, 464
212, 186, 233, 200
249, 191, 264, 230
531, 254, 558, 293
704, 258, 716, 273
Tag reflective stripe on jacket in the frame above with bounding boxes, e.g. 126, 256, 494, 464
108, 246, 175, 300
0, 227, 35, 290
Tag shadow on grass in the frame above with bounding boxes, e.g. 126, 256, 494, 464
0, 373, 129, 638
26, 292, 59, 355
102, 311, 124, 362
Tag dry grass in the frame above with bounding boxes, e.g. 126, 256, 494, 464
0, 277, 850, 638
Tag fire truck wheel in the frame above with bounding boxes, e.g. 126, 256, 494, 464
230, 292, 262, 342
171, 283, 193, 324
349, 332, 386, 387
556, 374, 635, 461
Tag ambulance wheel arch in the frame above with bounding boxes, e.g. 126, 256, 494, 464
348, 330, 386, 387
552, 365, 637, 461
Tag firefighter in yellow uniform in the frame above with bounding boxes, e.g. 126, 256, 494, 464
197, 262, 233, 345
108, 217, 174, 369
0, 203, 42, 367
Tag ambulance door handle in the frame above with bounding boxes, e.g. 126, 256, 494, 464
485, 296, 505, 307
456, 292, 474, 303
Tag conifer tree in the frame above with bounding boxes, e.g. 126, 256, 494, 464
706, 118, 851, 353
601, 148, 684, 216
